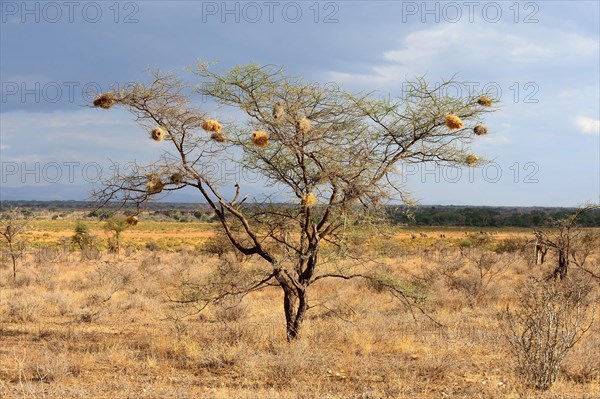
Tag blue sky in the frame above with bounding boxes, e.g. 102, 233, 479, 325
1, 0, 599, 206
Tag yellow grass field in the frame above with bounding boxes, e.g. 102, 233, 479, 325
1, 220, 599, 398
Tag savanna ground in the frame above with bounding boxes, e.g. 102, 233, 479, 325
1, 216, 599, 399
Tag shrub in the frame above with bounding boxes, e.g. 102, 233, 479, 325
500, 280, 594, 390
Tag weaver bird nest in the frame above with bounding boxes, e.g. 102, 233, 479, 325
93, 92, 116, 109
295, 117, 312, 134
465, 154, 479, 166
273, 102, 284, 120
151, 127, 166, 142
252, 131, 269, 147
170, 173, 184, 185
473, 125, 488, 136
146, 175, 164, 194
211, 132, 226, 143
202, 119, 222, 133
477, 96, 493, 107
301, 193, 317, 208
445, 114, 464, 130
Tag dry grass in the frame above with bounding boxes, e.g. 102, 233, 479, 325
1, 226, 599, 399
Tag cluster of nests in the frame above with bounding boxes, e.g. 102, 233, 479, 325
274, 102, 312, 133
145, 172, 186, 195
146, 119, 226, 143
146, 174, 165, 194
252, 102, 313, 149
93, 93, 314, 150
96, 91, 489, 178
444, 96, 493, 133
202, 119, 226, 142
443, 96, 493, 166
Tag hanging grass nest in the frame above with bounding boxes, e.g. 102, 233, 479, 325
146, 175, 164, 194
126, 215, 138, 226
202, 119, 222, 133
252, 131, 269, 148
211, 132, 226, 143
445, 114, 464, 130
477, 96, 493, 107
465, 154, 479, 166
93, 92, 116, 109
473, 125, 488, 136
170, 172, 184, 185
301, 192, 317, 208
151, 127, 166, 142
295, 117, 312, 134
273, 102, 284, 120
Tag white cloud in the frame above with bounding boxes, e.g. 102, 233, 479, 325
328, 23, 599, 86
0, 108, 153, 164
574, 116, 600, 135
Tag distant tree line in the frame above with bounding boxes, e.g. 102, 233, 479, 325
386, 206, 600, 227
2, 201, 599, 227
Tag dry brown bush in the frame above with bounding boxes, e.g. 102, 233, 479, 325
501, 278, 595, 390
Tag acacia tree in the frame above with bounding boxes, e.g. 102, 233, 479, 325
93, 63, 496, 339
0, 211, 29, 281
103, 216, 136, 254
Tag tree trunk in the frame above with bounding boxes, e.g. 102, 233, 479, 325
282, 285, 297, 340
554, 250, 568, 280
281, 284, 309, 341
8, 241, 16, 280
11, 255, 17, 280
289, 289, 308, 340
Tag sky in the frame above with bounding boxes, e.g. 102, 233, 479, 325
1, 0, 599, 206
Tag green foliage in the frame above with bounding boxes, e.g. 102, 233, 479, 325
88, 209, 111, 220
103, 217, 131, 254
21, 210, 33, 217
202, 231, 234, 259
72, 221, 94, 250
103, 218, 129, 235
494, 237, 529, 254
387, 206, 600, 228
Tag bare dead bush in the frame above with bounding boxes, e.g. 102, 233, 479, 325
501, 279, 595, 390
439, 249, 508, 306
213, 295, 248, 323
7, 296, 41, 323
